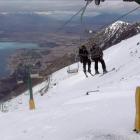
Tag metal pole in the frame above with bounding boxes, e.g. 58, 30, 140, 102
27, 65, 35, 110
28, 67, 33, 100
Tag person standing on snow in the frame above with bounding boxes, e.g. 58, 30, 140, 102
79, 45, 91, 74
90, 43, 107, 74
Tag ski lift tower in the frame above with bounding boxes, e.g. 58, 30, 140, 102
26, 65, 36, 110
26, 63, 42, 110
16, 55, 43, 110
16, 63, 41, 110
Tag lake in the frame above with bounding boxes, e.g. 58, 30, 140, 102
0, 42, 39, 78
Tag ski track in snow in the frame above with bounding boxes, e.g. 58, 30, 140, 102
1, 34, 140, 140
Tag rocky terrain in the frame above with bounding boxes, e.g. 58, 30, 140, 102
8, 33, 80, 74
87, 21, 140, 49
0, 33, 80, 101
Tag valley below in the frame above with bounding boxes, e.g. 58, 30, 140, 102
0, 31, 81, 102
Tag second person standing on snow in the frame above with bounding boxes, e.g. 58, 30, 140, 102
90, 43, 107, 74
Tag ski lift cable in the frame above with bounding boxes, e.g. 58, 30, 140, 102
79, 1, 93, 48
80, 1, 91, 23
57, 1, 92, 32
52, 4, 140, 74
56, 7, 85, 32
59, 1, 92, 73
97, 5, 140, 45
54, 2, 92, 74
56, 2, 140, 44
85, 5, 140, 47
75, 1, 93, 73
96, 5, 140, 34
72, 10, 87, 73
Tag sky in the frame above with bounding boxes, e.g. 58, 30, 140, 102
0, 0, 139, 20
0, 0, 139, 12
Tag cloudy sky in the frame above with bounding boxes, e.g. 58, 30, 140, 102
0, 0, 139, 17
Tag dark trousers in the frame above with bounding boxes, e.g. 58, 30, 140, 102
83, 59, 91, 73
94, 57, 106, 72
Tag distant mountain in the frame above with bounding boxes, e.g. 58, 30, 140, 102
0, 12, 61, 33
87, 21, 140, 49
0, 12, 139, 36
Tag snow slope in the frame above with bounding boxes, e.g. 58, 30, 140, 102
105, 20, 130, 34
1, 34, 140, 140
92, 20, 140, 50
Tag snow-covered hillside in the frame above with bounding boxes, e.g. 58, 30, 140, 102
105, 21, 130, 34
89, 20, 140, 50
1, 34, 140, 140
104, 21, 140, 43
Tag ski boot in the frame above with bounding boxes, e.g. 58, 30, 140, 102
95, 71, 100, 74
103, 69, 108, 74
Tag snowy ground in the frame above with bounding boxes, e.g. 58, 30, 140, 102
1, 34, 140, 140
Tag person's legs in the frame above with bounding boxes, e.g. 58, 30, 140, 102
94, 59, 99, 74
87, 59, 91, 73
99, 57, 107, 72
83, 60, 87, 73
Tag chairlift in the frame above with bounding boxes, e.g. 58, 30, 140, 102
67, 63, 79, 74
16, 65, 26, 84
85, 0, 105, 5
67, 52, 79, 74
123, 0, 140, 5
85, 0, 140, 5
28, 63, 41, 78
17, 78, 24, 84
16, 63, 41, 84
30, 67, 40, 78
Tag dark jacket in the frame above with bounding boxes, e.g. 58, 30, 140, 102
79, 48, 89, 62
90, 47, 103, 60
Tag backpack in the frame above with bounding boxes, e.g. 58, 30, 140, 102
90, 47, 103, 60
